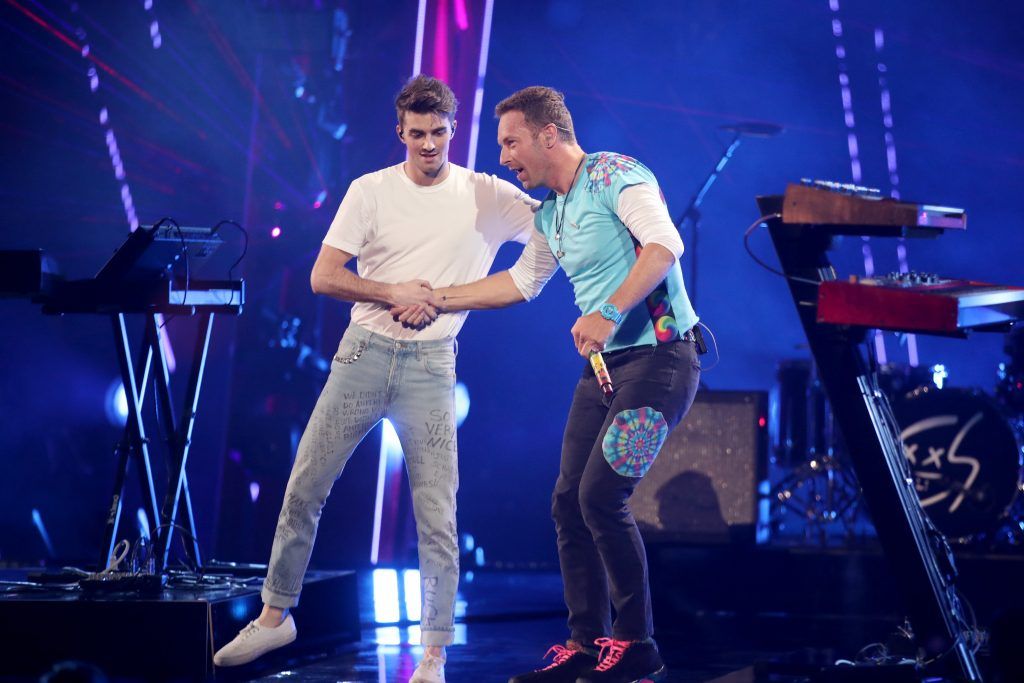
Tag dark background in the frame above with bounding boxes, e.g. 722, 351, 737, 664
1, 0, 1021, 569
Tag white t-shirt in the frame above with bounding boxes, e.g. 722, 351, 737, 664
323, 162, 538, 340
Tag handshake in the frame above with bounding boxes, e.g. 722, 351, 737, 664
388, 280, 444, 330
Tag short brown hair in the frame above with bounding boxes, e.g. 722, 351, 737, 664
494, 86, 575, 142
395, 75, 458, 127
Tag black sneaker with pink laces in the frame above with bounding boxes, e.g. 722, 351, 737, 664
508, 640, 599, 683
575, 637, 666, 683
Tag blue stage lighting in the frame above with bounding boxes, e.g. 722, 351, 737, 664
231, 600, 248, 621
31, 508, 55, 558
104, 379, 128, 427
375, 626, 401, 646
372, 568, 400, 624
454, 382, 470, 427
136, 507, 150, 540
403, 569, 421, 622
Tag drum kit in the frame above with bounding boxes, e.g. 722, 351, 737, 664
767, 331, 1024, 549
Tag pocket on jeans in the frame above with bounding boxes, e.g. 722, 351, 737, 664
334, 337, 366, 365
423, 354, 455, 379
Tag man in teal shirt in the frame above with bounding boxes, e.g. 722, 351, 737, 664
399, 86, 701, 683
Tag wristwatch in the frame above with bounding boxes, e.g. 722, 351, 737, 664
598, 302, 623, 325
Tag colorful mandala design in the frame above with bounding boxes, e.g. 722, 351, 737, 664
654, 315, 679, 342
646, 285, 681, 342
647, 289, 671, 318
632, 243, 681, 343
602, 407, 669, 477
586, 153, 639, 192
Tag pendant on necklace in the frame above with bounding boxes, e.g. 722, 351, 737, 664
556, 250, 565, 259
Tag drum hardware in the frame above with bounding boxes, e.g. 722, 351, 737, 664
766, 359, 871, 545
996, 326, 1024, 416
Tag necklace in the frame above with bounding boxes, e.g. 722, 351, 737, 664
554, 153, 587, 259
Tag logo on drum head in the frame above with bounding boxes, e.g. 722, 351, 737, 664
901, 413, 982, 514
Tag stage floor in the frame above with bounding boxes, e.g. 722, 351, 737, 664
9, 544, 1022, 682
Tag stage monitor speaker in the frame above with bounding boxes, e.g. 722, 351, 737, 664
632, 390, 768, 544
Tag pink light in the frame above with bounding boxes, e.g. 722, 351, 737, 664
454, 0, 469, 30
273, 200, 285, 210
270, 226, 282, 238
313, 200, 322, 209
434, 0, 450, 83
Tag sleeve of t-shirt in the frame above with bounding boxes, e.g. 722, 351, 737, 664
493, 176, 541, 244
591, 153, 683, 259
322, 179, 371, 256
507, 227, 560, 302
617, 184, 684, 259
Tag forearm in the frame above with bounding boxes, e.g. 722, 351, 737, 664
435, 271, 525, 311
311, 265, 398, 306
605, 243, 676, 314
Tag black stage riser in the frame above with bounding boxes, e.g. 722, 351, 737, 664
0, 570, 359, 680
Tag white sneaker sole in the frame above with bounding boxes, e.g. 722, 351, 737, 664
213, 628, 297, 667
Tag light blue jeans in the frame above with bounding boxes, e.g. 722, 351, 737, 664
261, 324, 459, 646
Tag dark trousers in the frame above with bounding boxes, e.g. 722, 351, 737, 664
552, 339, 701, 643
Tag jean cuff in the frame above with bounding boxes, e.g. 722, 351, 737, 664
421, 628, 455, 646
261, 585, 300, 609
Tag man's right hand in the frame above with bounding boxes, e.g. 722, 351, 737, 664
388, 280, 434, 307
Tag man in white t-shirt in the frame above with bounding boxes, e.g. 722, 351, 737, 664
213, 75, 544, 683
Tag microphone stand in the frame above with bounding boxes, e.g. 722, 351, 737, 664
674, 131, 744, 311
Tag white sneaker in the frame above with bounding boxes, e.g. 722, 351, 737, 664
213, 614, 297, 667
409, 652, 446, 683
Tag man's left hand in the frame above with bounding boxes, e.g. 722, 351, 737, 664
571, 312, 616, 357
391, 304, 438, 330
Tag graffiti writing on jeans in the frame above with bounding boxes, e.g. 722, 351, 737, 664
339, 390, 386, 440
423, 409, 455, 453
421, 575, 439, 627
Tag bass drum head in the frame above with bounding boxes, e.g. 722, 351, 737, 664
894, 387, 1024, 542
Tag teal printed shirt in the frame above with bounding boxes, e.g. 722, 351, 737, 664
535, 152, 699, 353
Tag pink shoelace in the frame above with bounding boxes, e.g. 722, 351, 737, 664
540, 643, 581, 670
594, 637, 631, 672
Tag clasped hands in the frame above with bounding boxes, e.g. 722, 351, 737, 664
389, 280, 441, 329
388, 281, 618, 356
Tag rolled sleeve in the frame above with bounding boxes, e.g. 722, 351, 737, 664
507, 229, 559, 301
617, 183, 684, 260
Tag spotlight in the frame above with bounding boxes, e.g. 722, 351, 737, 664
372, 568, 400, 624
136, 508, 150, 540
104, 379, 128, 426
403, 569, 421, 622
270, 226, 282, 239
31, 508, 55, 558
454, 382, 470, 427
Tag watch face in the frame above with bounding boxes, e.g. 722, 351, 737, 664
601, 304, 620, 321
